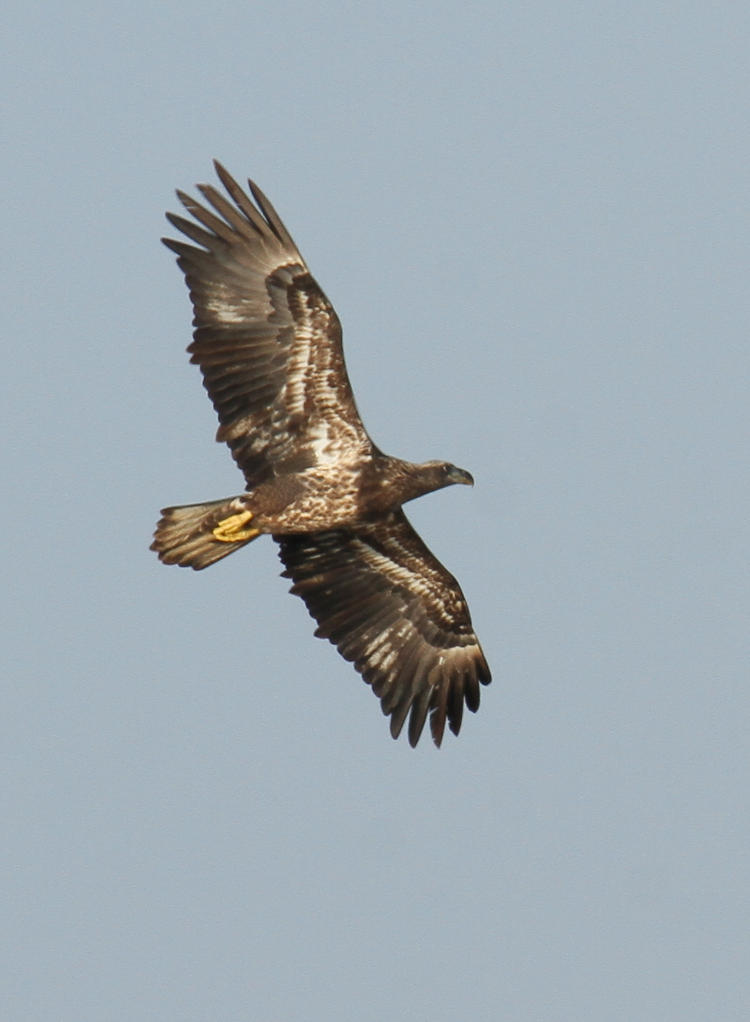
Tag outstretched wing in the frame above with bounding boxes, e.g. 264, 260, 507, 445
163, 162, 372, 487
276, 511, 491, 747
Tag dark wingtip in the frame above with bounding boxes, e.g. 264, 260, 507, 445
430, 714, 446, 748
212, 158, 236, 193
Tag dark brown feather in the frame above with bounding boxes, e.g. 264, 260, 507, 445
276, 511, 491, 747
162, 163, 371, 487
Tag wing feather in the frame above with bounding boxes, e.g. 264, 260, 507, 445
163, 162, 372, 486
276, 511, 491, 747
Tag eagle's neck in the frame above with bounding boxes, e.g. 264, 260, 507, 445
366, 457, 459, 510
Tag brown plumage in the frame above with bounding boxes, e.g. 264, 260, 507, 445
151, 162, 490, 746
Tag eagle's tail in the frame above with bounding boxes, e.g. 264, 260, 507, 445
150, 496, 260, 570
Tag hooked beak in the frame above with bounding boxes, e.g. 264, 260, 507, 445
447, 465, 474, 487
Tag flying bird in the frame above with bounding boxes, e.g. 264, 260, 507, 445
151, 162, 490, 746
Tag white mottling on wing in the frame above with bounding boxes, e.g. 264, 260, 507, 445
360, 544, 417, 590
285, 321, 314, 416
308, 418, 335, 463
206, 300, 246, 323
373, 648, 398, 672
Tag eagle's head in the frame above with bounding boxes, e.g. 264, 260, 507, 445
401, 459, 474, 502
438, 462, 475, 488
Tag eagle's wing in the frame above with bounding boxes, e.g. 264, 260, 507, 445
276, 510, 491, 747
163, 162, 372, 487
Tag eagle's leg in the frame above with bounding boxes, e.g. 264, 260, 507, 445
212, 510, 259, 543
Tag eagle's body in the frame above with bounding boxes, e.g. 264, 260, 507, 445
151, 163, 490, 746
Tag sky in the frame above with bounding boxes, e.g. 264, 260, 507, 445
4, 2, 749, 1019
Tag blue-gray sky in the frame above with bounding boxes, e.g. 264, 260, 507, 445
4, 2, 749, 1019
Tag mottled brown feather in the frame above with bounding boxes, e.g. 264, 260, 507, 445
276, 511, 491, 747
162, 163, 371, 487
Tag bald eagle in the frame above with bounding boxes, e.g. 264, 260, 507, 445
151, 163, 490, 746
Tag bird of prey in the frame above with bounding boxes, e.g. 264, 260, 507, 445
151, 162, 490, 746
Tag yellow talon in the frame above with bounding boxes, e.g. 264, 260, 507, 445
212, 510, 259, 543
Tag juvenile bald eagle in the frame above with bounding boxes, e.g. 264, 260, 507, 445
151, 163, 490, 746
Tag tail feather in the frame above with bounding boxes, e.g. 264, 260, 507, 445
151, 496, 258, 570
